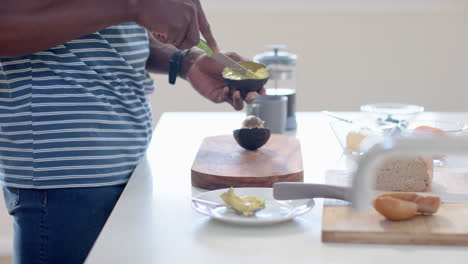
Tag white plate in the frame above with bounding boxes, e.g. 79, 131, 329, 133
192, 187, 314, 226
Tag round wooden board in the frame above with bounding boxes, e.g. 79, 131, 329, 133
191, 134, 304, 190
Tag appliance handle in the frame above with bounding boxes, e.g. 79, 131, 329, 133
273, 182, 350, 201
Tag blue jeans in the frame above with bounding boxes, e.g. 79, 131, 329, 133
2, 185, 126, 264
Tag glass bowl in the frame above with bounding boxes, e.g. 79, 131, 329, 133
329, 118, 390, 155
360, 103, 424, 123
399, 120, 468, 166
361, 103, 424, 116
400, 120, 468, 137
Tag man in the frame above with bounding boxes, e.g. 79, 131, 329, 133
0, 0, 264, 263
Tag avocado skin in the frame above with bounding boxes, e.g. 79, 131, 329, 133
233, 128, 271, 151
223, 78, 269, 99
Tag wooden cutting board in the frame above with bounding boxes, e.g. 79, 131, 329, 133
323, 204, 468, 245
322, 169, 468, 245
191, 134, 303, 190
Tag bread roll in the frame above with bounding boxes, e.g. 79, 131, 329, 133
374, 193, 441, 221
378, 192, 440, 214
374, 158, 433, 192
374, 196, 418, 221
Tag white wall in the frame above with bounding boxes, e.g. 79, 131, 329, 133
149, 1, 468, 124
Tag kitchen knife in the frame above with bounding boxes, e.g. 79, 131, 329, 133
196, 39, 251, 76
273, 182, 468, 204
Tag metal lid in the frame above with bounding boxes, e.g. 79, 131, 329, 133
253, 45, 297, 66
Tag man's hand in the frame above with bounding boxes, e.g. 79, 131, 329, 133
134, 0, 218, 52
144, 39, 265, 111
184, 51, 266, 110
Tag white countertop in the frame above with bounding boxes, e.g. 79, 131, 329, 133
85, 112, 468, 264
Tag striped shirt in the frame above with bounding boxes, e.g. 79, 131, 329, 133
0, 23, 155, 189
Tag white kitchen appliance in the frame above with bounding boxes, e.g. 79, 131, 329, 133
253, 45, 298, 131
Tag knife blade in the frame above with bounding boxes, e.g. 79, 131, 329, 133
196, 39, 250, 76
210, 53, 249, 76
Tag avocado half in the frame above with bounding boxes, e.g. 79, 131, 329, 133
222, 61, 270, 99
233, 128, 271, 151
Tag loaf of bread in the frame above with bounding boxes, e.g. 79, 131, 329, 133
374, 158, 433, 192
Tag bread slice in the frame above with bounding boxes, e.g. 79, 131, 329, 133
374, 158, 433, 192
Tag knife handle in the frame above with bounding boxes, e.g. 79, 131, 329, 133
197, 39, 214, 56
273, 182, 350, 201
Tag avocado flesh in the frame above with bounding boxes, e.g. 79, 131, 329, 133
222, 67, 269, 80
220, 188, 265, 216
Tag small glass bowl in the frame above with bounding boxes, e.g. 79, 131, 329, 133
400, 120, 468, 137
361, 103, 424, 116
399, 120, 468, 166
360, 103, 424, 123
329, 118, 390, 155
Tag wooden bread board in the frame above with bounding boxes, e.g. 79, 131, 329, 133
191, 134, 303, 190
322, 169, 468, 245
323, 204, 468, 245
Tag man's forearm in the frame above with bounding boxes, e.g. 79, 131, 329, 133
0, 0, 135, 57
146, 38, 202, 80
